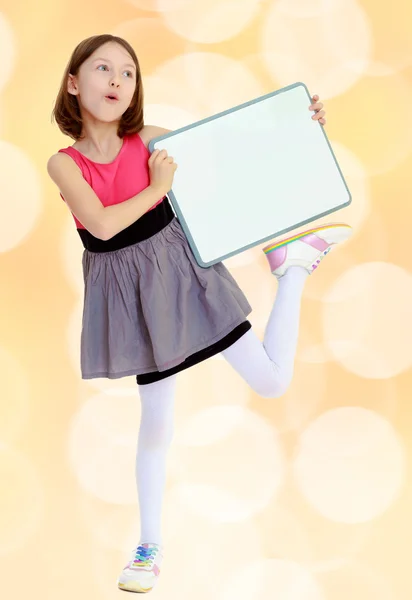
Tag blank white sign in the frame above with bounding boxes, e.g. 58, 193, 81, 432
149, 82, 351, 267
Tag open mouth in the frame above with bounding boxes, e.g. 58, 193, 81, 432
105, 95, 119, 102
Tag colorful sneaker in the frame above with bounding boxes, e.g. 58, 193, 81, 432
263, 223, 352, 278
117, 542, 164, 593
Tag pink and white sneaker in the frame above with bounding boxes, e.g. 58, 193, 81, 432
263, 223, 352, 278
117, 542, 164, 593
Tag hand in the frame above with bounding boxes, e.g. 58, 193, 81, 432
309, 94, 326, 126
148, 148, 178, 196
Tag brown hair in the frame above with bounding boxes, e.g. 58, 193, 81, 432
51, 34, 144, 141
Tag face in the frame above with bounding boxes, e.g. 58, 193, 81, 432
68, 41, 137, 122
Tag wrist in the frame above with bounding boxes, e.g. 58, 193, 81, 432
149, 183, 166, 197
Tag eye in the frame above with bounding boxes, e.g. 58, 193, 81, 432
97, 64, 133, 78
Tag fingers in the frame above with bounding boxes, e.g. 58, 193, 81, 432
149, 148, 178, 172
312, 109, 325, 120
148, 148, 162, 165
150, 148, 167, 155
149, 148, 169, 164
166, 156, 178, 168
148, 148, 159, 163
309, 95, 326, 125
155, 149, 168, 162
309, 101, 323, 111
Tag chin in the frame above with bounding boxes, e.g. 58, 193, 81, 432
98, 113, 122, 123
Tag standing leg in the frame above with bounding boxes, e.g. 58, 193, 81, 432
136, 374, 177, 546
117, 375, 177, 593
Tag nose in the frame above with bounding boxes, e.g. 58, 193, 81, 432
109, 73, 121, 87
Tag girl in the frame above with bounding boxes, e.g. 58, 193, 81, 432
47, 34, 351, 593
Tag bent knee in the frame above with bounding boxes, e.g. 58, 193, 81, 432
255, 371, 292, 399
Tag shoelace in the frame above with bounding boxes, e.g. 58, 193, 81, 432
132, 544, 159, 568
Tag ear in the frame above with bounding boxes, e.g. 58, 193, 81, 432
67, 74, 79, 96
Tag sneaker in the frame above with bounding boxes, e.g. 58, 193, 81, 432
117, 542, 164, 593
263, 223, 352, 278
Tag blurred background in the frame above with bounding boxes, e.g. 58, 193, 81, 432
1, 0, 412, 598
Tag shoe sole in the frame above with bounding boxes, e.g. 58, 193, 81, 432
263, 223, 352, 254
118, 581, 153, 593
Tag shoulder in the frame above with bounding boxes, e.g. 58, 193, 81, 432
47, 151, 82, 181
138, 125, 172, 149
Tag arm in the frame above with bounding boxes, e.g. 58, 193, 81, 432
47, 152, 165, 240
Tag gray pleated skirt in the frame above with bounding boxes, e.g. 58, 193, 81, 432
79, 201, 252, 382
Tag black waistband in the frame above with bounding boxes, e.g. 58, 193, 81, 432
77, 197, 174, 252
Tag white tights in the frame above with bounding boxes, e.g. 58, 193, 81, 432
136, 266, 308, 545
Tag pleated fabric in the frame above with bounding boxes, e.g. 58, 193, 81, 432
80, 216, 252, 380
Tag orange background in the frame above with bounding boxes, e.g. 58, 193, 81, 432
1, 1, 412, 598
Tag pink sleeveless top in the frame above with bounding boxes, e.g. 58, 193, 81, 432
58, 132, 163, 229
